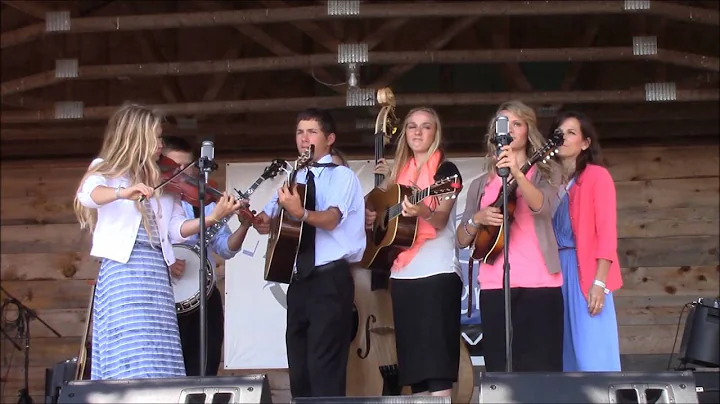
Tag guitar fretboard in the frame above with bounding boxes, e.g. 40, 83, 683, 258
387, 186, 432, 220
490, 160, 533, 209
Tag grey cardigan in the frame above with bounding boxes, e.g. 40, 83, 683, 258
457, 168, 562, 275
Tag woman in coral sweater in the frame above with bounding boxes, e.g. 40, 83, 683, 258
549, 111, 623, 371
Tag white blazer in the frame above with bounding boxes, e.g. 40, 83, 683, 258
76, 158, 190, 265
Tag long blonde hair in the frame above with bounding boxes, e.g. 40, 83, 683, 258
388, 107, 444, 184
484, 100, 553, 182
73, 103, 163, 238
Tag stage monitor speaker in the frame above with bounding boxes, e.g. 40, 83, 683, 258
293, 398, 450, 403
56, 375, 271, 404
478, 371, 699, 404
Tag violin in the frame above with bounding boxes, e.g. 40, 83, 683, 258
154, 155, 257, 223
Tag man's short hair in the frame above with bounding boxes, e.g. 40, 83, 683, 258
162, 135, 194, 154
296, 108, 337, 136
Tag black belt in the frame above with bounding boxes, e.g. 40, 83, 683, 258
293, 259, 347, 281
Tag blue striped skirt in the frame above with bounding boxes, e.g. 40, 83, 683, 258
91, 225, 186, 380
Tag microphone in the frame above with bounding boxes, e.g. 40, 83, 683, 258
493, 115, 513, 178
199, 140, 216, 181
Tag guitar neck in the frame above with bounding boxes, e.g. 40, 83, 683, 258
387, 186, 432, 221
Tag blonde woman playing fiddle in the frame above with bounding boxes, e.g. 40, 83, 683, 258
74, 103, 242, 380
366, 107, 463, 397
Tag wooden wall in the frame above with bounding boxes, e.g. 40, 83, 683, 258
1, 144, 718, 402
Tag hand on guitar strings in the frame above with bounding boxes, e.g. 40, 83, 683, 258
278, 183, 304, 219
495, 145, 522, 177
401, 196, 431, 219
169, 259, 186, 279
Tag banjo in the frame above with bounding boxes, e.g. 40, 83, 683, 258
172, 159, 286, 315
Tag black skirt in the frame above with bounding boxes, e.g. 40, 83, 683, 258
390, 273, 462, 386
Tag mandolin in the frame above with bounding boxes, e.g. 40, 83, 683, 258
361, 175, 463, 270
471, 130, 564, 263
263, 146, 315, 284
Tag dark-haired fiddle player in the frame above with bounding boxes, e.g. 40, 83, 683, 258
252, 109, 366, 398
161, 136, 251, 376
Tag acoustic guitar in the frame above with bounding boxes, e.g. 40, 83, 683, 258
361, 174, 463, 270
471, 129, 564, 263
263, 146, 315, 284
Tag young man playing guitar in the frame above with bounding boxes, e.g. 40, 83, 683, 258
162, 136, 251, 376
253, 109, 366, 398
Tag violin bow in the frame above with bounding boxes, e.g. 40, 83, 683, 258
373, 88, 399, 187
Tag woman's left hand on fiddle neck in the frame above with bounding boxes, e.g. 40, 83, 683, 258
208, 192, 243, 223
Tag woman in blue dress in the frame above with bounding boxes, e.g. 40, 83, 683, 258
74, 103, 242, 380
550, 111, 623, 372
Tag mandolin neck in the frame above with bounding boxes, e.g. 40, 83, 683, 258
490, 160, 533, 209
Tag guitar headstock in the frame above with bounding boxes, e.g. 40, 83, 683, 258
531, 128, 565, 165
374, 87, 398, 147
295, 145, 315, 170
262, 159, 287, 180
428, 174, 463, 200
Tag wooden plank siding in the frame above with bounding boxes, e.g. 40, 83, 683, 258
1, 145, 718, 402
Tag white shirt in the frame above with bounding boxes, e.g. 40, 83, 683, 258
390, 203, 462, 280
262, 154, 366, 266
76, 158, 190, 265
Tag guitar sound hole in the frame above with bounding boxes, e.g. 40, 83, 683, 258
372, 212, 389, 245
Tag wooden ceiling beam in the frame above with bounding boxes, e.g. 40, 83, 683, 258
3, 1, 717, 49
371, 16, 479, 88
195, 0, 345, 94
1, 0, 50, 20
490, 17, 533, 92
2, 89, 717, 124
4, 47, 718, 97
4, 105, 717, 140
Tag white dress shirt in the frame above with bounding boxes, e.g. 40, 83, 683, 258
262, 153, 366, 266
76, 158, 190, 265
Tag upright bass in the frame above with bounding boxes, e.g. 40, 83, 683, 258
346, 88, 474, 403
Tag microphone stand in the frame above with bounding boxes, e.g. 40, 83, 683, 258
196, 157, 215, 377
1, 286, 62, 404
495, 136, 513, 373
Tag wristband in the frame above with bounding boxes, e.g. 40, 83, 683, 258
593, 279, 610, 294
301, 209, 309, 222
115, 186, 124, 200
467, 217, 480, 228
463, 223, 475, 237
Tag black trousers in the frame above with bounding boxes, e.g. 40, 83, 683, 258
177, 285, 224, 376
286, 260, 355, 398
480, 287, 564, 372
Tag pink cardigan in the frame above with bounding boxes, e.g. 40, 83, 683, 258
568, 164, 623, 298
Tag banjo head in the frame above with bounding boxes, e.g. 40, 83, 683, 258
171, 244, 214, 307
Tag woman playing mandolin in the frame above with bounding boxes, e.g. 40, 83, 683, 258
73, 103, 242, 380
549, 111, 622, 371
365, 107, 463, 398
455, 100, 564, 372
